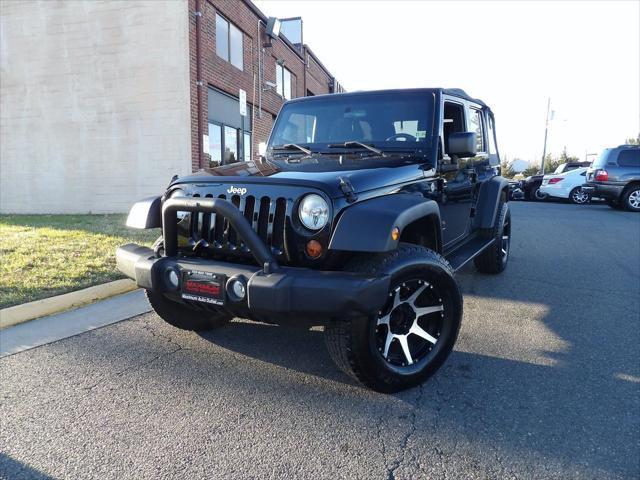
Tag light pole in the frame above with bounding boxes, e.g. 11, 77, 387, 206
540, 98, 551, 175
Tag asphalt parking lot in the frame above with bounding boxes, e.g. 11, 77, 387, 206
1, 201, 639, 480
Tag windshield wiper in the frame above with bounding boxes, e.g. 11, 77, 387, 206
273, 143, 312, 155
328, 141, 387, 157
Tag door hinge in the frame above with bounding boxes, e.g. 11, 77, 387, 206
470, 206, 476, 218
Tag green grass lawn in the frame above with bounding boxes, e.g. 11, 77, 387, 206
0, 215, 158, 309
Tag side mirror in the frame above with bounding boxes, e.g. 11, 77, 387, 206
447, 132, 477, 158
258, 142, 267, 156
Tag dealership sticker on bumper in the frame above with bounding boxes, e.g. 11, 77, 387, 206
181, 271, 225, 305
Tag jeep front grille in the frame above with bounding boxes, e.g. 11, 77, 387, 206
187, 193, 289, 260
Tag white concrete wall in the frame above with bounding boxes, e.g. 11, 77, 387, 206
0, 0, 192, 213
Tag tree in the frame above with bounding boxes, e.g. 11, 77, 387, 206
500, 160, 515, 178
522, 163, 540, 177
625, 133, 640, 145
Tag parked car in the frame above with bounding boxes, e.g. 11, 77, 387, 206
117, 88, 511, 392
508, 180, 525, 200
583, 145, 640, 211
539, 167, 590, 204
523, 161, 590, 201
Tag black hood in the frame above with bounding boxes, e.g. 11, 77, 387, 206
172, 158, 427, 199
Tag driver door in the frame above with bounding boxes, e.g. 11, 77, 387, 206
437, 99, 477, 247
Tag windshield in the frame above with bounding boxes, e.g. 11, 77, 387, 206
269, 91, 435, 155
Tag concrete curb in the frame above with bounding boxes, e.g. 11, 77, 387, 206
0, 279, 138, 329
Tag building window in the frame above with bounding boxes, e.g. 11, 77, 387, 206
209, 124, 222, 165
216, 14, 243, 70
243, 132, 251, 162
208, 88, 252, 167
276, 63, 292, 100
208, 122, 251, 167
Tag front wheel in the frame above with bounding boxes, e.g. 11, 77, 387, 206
324, 244, 462, 393
569, 187, 590, 204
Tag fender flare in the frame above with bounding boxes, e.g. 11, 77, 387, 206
126, 196, 162, 229
473, 176, 509, 230
328, 194, 441, 253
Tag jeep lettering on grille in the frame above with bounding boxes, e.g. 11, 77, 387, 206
227, 186, 247, 195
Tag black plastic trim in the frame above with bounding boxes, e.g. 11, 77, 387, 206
473, 176, 509, 230
115, 243, 390, 320
125, 196, 162, 229
328, 194, 441, 252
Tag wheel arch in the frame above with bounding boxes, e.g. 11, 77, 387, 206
328, 194, 442, 253
473, 176, 509, 230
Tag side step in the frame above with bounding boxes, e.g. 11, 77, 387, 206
444, 236, 495, 272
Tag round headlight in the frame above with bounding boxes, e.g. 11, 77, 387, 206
298, 194, 329, 230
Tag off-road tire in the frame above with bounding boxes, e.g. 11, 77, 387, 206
324, 244, 462, 393
145, 289, 232, 331
622, 184, 640, 212
474, 202, 511, 274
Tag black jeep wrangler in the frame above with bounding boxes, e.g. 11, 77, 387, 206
117, 88, 511, 392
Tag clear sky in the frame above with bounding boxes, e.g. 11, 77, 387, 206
254, 0, 640, 165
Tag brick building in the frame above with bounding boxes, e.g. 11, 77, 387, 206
189, 0, 342, 173
0, 0, 341, 213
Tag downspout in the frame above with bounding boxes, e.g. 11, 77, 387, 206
257, 18, 262, 119
302, 47, 307, 97
195, 0, 204, 169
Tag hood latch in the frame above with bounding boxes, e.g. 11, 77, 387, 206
339, 177, 358, 203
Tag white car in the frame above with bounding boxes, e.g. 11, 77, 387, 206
539, 167, 590, 204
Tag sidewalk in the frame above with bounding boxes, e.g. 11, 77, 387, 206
0, 290, 150, 357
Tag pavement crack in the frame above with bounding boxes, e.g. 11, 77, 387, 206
384, 383, 425, 480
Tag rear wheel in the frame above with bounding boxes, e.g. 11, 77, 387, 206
622, 185, 640, 212
324, 244, 462, 393
145, 290, 232, 331
569, 187, 590, 204
474, 202, 511, 274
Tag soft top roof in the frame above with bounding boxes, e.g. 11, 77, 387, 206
287, 87, 490, 111
441, 88, 488, 108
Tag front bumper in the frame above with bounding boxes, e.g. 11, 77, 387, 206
582, 182, 623, 200
116, 244, 389, 319
117, 196, 389, 320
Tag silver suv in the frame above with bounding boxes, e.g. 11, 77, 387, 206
584, 145, 640, 211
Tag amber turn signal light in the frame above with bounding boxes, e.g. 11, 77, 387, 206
306, 240, 323, 258
391, 227, 400, 241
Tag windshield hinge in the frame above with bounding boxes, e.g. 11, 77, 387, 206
339, 177, 358, 203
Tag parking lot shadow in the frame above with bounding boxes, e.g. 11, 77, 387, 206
0, 452, 56, 480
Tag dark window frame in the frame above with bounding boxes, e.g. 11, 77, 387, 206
276, 62, 293, 100
208, 120, 252, 167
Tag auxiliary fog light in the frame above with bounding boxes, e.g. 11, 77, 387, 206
166, 269, 180, 289
227, 276, 247, 301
